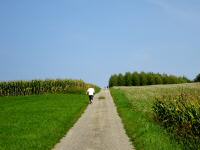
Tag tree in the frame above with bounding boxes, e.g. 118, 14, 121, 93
147, 72, 155, 85
168, 75, 178, 84
132, 72, 140, 86
109, 74, 118, 87
194, 73, 200, 82
117, 73, 125, 86
154, 73, 163, 84
182, 76, 191, 83
162, 74, 169, 84
124, 72, 132, 86
140, 72, 147, 86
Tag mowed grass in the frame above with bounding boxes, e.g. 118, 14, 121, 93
110, 83, 200, 150
0, 94, 88, 150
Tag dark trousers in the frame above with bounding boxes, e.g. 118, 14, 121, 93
89, 95, 94, 103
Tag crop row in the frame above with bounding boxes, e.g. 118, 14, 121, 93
153, 92, 200, 149
0, 79, 99, 96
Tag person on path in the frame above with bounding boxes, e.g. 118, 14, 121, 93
86, 87, 95, 104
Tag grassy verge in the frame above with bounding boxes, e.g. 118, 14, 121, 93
0, 94, 88, 150
110, 87, 184, 150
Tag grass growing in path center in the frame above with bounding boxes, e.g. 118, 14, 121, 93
0, 94, 88, 150
110, 88, 184, 150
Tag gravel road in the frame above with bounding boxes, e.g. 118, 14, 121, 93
52, 89, 134, 150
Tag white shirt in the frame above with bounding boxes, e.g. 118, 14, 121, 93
87, 88, 95, 96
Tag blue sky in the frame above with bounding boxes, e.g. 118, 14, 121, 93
0, 0, 200, 87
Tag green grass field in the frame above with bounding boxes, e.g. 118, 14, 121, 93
110, 83, 200, 150
0, 94, 88, 150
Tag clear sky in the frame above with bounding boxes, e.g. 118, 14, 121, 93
0, 0, 200, 87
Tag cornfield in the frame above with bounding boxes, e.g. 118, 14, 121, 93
153, 89, 200, 149
0, 79, 99, 96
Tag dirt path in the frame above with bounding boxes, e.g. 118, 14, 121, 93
52, 89, 134, 150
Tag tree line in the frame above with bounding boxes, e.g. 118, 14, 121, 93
194, 73, 200, 82
109, 72, 191, 87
